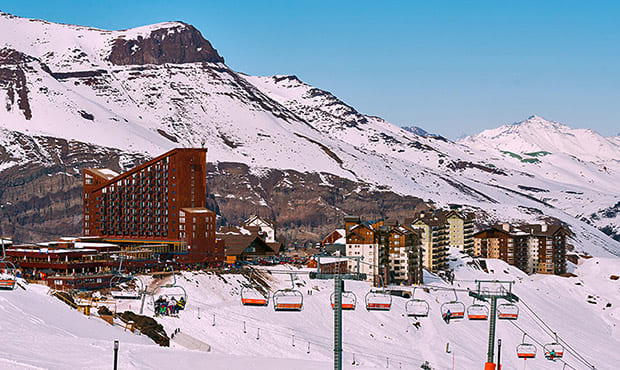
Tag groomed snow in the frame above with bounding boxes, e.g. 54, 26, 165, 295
3, 250, 617, 369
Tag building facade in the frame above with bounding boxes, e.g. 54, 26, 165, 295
377, 223, 423, 285
82, 148, 221, 265
410, 213, 449, 272
473, 223, 567, 275
345, 219, 379, 285
445, 210, 475, 255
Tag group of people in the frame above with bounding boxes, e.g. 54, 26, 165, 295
154, 296, 186, 317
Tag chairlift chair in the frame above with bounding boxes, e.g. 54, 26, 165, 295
543, 335, 564, 360
110, 274, 143, 300
152, 265, 188, 314
241, 286, 269, 306
331, 290, 357, 310
405, 287, 429, 317
273, 273, 303, 311
498, 303, 519, 320
365, 289, 392, 311
440, 289, 465, 320
516, 334, 537, 359
0, 260, 17, 291
273, 288, 303, 311
241, 269, 269, 306
467, 300, 489, 320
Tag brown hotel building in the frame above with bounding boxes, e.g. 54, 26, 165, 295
82, 148, 221, 265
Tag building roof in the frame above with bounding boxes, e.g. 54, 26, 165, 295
476, 223, 565, 238
217, 234, 277, 256
181, 207, 215, 215
87, 168, 119, 180
516, 224, 565, 237
86, 148, 207, 192
244, 215, 277, 228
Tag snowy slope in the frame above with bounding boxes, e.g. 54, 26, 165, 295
0, 282, 342, 369
1, 12, 620, 256
108, 252, 619, 370
1, 254, 618, 369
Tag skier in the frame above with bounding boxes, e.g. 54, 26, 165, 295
443, 309, 452, 324
549, 349, 556, 361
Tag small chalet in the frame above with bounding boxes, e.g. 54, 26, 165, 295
244, 215, 277, 243
217, 226, 279, 264
321, 229, 346, 255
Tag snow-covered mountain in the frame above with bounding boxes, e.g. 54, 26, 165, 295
459, 115, 620, 163
459, 115, 620, 242
0, 12, 619, 255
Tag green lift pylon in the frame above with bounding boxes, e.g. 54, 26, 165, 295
468, 280, 519, 370
310, 256, 365, 370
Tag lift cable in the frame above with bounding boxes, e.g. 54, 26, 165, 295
517, 298, 597, 369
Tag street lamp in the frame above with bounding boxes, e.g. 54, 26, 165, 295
113, 340, 119, 370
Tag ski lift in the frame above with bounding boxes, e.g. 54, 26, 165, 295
440, 289, 465, 320
467, 299, 489, 320
365, 275, 391, 311
110, 258, 143, 299
543, 334, 564, 360
331, 290, 357, 310
498, 302, 519, 320
273, 273, 303, 311
516, 334, 537, 359
0, 240, 16, 291
152, 265, 188, 315
405, 287, 429, 317
0, 260, 17, 291
241, 269, 269, 306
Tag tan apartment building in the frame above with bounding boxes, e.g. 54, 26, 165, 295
445, 210, 475, 255
410, 213, 448, 272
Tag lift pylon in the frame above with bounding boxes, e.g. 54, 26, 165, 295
469, 280, 519, 369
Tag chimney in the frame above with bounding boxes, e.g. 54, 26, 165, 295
502, 223, 510, 232
541, 224, 548, 232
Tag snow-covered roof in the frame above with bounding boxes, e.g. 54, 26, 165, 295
74, 242, 118, 248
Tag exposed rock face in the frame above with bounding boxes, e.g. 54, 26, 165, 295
0, 140, 429, 245
0, 131, 146, 242
0, 48, 39, 120
206, 162, 428, 244
108, 23, 224, 65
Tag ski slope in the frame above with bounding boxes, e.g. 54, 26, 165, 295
1, 249, 618, 369
114, 251, 617, 370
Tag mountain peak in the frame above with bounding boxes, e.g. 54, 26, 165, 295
108, 22, 224, 65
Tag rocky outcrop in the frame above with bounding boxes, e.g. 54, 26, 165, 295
0, 48, 40, 120
206, 162, 428, 244
0, 132, 146, 242
108, 23, 224, 65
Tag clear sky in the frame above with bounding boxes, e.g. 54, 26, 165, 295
2, 1, 619, 139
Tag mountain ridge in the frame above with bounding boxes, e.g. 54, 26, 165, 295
0, 12, 619, 254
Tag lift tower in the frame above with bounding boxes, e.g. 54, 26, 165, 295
468, 280, 519, 370
310, 256, 365, 370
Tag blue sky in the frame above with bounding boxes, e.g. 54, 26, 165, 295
2, 1, 619, 139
